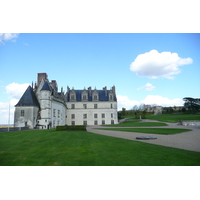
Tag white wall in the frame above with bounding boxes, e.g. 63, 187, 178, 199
14, 106, 39, 129
66, 101, 118, 125
51, 101, 66, 128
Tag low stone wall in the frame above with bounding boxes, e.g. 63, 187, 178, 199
178, 120, 200, 126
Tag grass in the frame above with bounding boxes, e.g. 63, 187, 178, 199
99, 128, 192, 135
0, 129, 199, 166
104, 120, 168, 127
145, 114, 200, 123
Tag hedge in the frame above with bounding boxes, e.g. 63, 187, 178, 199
56, 125, 86, 131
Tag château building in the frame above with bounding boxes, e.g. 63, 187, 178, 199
14, 73, 118, 129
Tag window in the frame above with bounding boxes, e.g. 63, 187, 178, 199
58, 110, 60, 118
82, 95, 87, 100
110, 95, 113, 100
111, 120, 114, 124
102, 120, 105, 125
111, 113, 113, 118
83, 121, 87, 126
93, 95, 98, 100
72, 121, 75, 125
83, 104, 87, 109
53, 109, 56, 117
102, 113, 105, 118
94, 120, 98, 125
94, 104, 98, 109
71, 104, 75, 109
94, 113, 98, 118
111, 104, 113, 108
21, 110, 24, 116
83, 114, 87, 119
71, 95, 75, 100
71, 114, 75, 119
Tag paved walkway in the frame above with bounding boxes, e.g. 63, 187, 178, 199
87, 120, 200, 152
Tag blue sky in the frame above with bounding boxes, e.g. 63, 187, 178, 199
0, 33, 200, 124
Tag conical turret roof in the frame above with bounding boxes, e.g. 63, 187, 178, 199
15, 86, 40, 107
41, 80, 51, 91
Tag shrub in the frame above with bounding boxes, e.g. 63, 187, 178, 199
56, 125, 86, 131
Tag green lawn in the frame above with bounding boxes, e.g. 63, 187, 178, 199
145, 114, 200, 123
104, 120, 168, 127
99, 128, 192, 135
0, 129, 199, 166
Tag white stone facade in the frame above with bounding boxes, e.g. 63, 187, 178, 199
66, 101, 118, 126
14, 106, 39, 129
14, 73, 118, 129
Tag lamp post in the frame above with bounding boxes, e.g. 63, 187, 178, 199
8, 102, 10, 132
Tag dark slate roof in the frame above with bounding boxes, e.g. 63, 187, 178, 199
41, 81, 51, 91
66, 90, 117, 101
15, 86, 40, 107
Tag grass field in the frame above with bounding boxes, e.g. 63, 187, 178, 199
104, 120, 168, 127
99, 128, 192, 135
144, 114, 200, 123
0, 129, 200, 166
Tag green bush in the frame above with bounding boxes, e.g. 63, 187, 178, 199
56, 125, 86, 131
56, 125, 67, 131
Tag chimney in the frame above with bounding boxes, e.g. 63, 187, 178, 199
37, 73, 48, 86
103, 86, 107, 96
51, 80, 58, 91
88, 86, 92, 96
112, 86, 116, 95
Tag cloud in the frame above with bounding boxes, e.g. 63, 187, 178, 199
137, 83, 155, 91
141, 95, 184, 107
0, 83, 30, 124
0, 102, 13, 124
6, 82, 30, 99
117, 94, 184, 110
0, 33, 19, 44
117, 95, 140, 110
130, 50, 193, 79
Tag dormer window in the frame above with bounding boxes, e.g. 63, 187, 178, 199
92, 91, 99, 101
70, 90, 76, 101
83, 95, 87, 100
82, 90, 88, 101
109, 94, 113, 100
71, 95, 75, 100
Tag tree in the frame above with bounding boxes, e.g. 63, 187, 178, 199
122, 107, 126, 116
183, 97, 200, 114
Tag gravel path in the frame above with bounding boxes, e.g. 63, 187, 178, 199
87, 120, 200, 152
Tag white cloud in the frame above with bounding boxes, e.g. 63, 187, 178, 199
137, 83, 155, 91
6, 82, 30, 99
0, 99, 20, 124
117, 95, 140, 110
141, 95, 184, 107
0, 102, 13, 124
0, 83, 30, 124
0, 33, 19, 44
130, 50, 193, 79
117, 94, 184, 110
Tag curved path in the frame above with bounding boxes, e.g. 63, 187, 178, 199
87, 120, 200, 152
